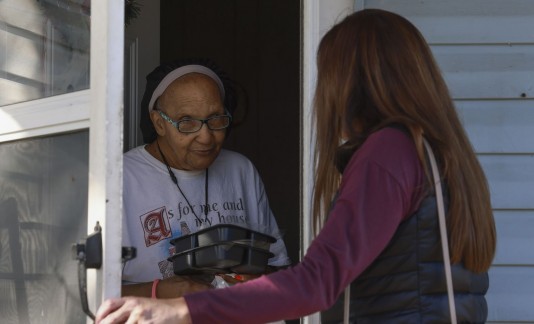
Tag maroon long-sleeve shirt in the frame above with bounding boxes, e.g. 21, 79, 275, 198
185, 127, 425, 323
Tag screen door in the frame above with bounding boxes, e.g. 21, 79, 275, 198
0, 0, 124, 322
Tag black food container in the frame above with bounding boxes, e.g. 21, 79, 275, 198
170, 224, 276, 252
169, 224, 277, 275
169, 242, 274, 275
230, 245, 275, 274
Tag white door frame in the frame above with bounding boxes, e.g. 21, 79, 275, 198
87, 0, 124, 312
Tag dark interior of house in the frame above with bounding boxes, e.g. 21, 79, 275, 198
159, 0, 301, 266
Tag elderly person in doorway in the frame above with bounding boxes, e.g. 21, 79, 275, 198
121, 59, 291, 298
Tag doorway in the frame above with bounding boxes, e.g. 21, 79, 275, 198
158, 0, 302, 264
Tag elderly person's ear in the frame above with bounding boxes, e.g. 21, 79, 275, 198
150, 109, 167, 136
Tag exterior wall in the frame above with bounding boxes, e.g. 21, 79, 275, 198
359, 0, 534, 322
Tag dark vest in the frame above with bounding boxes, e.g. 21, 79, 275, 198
321, 191, 489, 323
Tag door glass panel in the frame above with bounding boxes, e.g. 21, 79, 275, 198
0, 0, 90, 106
0, 130, 88, 323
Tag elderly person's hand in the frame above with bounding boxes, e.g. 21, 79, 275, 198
122, 275, 212, 298
95, 296, 191, 324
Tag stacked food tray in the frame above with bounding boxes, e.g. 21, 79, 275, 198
168, 224, 276, 275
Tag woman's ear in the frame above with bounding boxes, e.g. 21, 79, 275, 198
150, 110, 166, 136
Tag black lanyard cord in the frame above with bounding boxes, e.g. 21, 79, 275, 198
156, 140, 209, 224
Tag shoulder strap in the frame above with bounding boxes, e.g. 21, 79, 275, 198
343, 285, 350, 324
423, 138, 457, 324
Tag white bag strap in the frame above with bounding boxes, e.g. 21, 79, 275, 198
423, 138, 457, 324
343, 285, 350, 324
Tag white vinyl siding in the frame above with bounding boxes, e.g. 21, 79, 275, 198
458, 100, 534, 153
359, 0, 534, 322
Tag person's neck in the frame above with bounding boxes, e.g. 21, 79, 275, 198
147, 140, 178, 169
145, 141, 163, 163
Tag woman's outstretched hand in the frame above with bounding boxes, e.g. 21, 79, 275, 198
95, 296, 192, 324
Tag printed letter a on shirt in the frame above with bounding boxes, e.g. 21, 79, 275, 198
141, 207, 172, 246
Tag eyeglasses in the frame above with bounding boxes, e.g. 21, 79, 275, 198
157, 110, 232, 133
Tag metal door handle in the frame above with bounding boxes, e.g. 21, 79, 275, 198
72, 222, 137, 320
72, 222, 102, 320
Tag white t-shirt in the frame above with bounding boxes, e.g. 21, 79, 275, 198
122, 146, 291, 282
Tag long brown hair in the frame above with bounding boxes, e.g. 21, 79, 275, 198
312, 9, 496, 272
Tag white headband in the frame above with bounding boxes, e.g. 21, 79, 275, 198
148, 64, 226, 112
